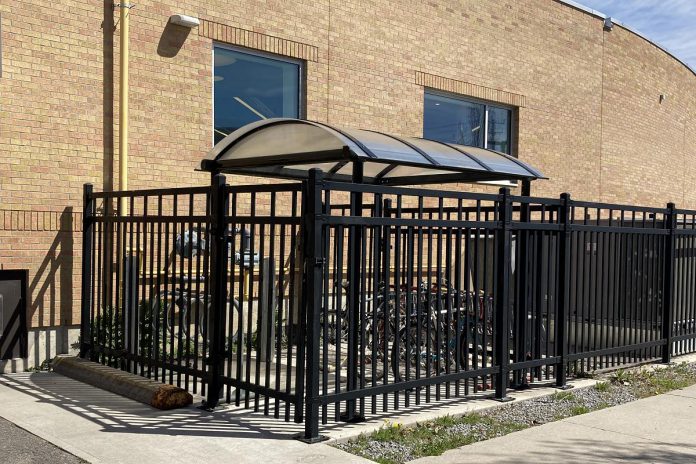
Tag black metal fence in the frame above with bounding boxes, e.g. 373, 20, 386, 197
80, 170, 696, 441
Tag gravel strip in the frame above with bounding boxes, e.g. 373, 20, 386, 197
483, 383, 636, 427
360, 441, 416, 463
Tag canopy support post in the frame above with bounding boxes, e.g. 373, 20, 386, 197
521, 179, 531, 197
342, 160, 366, 423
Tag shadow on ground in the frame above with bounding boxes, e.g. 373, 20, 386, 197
0, 373, 303, 440
0, 372, 568, 442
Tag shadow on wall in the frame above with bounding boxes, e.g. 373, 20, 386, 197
26, 208, 75, 369
157, 21, 191, 58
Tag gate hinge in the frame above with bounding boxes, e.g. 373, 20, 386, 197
314, 257, 325, 267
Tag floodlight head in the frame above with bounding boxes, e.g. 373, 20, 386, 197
169, 14, 200, 28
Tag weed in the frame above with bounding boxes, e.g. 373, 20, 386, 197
552, 391, 576, 402
24, 359, 51, 372
594, 381, 611, 392
611, 369, 631, 385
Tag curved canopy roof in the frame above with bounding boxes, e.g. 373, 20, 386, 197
201, 119, 545, 185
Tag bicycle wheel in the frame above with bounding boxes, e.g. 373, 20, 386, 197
197, 297, 243, 348
321, 305, 349, 346
458, 317, 482, 368
360, 312, 393, 382
140, 297, 167, 337
391, 316, 436, 382
152, 292, 189, 339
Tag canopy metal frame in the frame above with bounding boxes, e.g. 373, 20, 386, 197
201, 118, 545, 189
200, 117, 545, 423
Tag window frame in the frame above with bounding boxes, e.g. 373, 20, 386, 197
212, 43, 307, 146
423, 88, 515, 156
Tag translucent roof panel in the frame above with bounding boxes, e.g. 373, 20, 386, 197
338, 128, 430, 165
451, 145, 539, 177
404, 137, 488, 171
201, 118, 545, 185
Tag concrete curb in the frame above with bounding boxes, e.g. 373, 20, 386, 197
52, 355, 193, 410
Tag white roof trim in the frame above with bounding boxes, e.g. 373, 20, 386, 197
558, 0, 695, 76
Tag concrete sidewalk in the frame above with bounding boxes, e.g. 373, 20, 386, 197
4, 370, 696, 464
0, 372, 369, 464
412, 384, 696, 464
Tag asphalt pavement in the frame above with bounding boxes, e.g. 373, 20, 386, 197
0, 416, 85, 464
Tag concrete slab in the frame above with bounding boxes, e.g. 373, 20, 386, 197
410, 370, 696, 463
0, 373, 370, 464
667, 384, 696, 399
410, 420, 696, 464
565, 393, 696, 446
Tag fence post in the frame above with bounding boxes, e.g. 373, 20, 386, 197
80, 183, 95, 358
512, 184, 531, 389
204, 173, 228, 410
343, 161, 364, 422
300, 168, 327, 443
662, 202, 676, 363
555, 193, 572, 388
494, 187, 513, 401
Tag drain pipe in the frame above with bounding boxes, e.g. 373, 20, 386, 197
116, 3, 133, 213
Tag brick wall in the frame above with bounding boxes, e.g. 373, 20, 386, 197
0, 0, 693, 340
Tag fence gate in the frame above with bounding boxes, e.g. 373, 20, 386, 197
80, 179, 307, 421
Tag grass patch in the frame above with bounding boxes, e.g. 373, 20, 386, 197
594, 381, 611, 392
551, 391, 576, 402
339, 414, 525, 464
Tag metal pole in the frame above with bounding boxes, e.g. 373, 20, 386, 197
117, 2, 132, 214
343, 161, 365, 422
300, 168, 328, 443
555, 193, 572, 388
662, 202, 676, 363
80, 183, 95, 358
494, 187, 513, 401
521, 180, 531, 198
204, 173, 228, 410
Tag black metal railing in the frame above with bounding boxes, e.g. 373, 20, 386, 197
80, 170, 696, 442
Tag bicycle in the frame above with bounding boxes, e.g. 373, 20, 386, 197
321, 280, 399, 380
320, 276, 491, 381
150, 228, 247, 350
389, 278, 496, 383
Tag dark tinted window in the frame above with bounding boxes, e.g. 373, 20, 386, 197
424, 91, 512, 154
214, 46, 301, 144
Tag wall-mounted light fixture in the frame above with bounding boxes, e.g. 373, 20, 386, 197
604, 17, 614, 31
169, 14, 200, 28
660, 94, 667, 104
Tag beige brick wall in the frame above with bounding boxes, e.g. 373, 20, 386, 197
0, 0, 694, 339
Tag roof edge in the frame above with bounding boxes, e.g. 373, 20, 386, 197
556, 0, 696, 77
